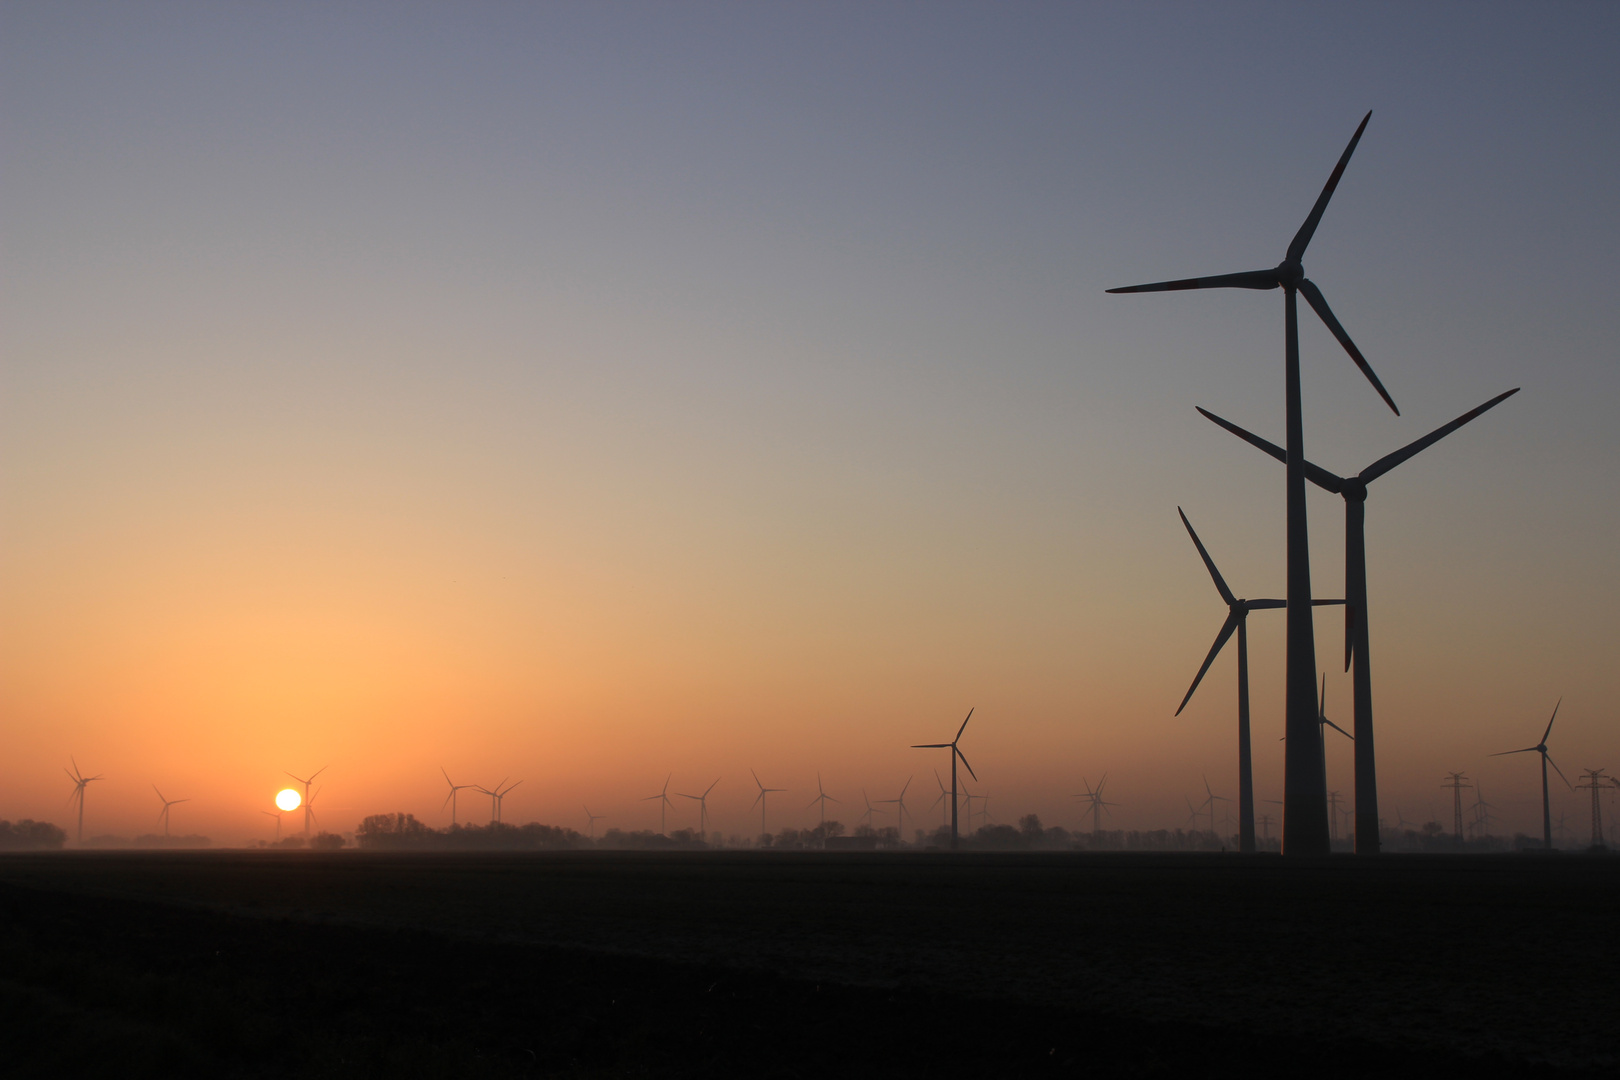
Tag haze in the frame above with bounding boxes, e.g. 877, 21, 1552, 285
3, 2, 1617, 844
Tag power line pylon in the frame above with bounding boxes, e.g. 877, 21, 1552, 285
1575, 769, 1609, 848
1442, 772, 1472, 843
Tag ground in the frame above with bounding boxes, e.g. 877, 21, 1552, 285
0, 850, 1613, 1077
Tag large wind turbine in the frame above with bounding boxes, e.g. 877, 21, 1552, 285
913, 708, 977, 849
1492, 698, 1572, 851
750, 769, 785, 838
286, 766, 327, 836
1110, 112, 1396, 855
1198, 387, 1518, 853
642, 774, 674, 835
64, 759, 103, 844
806, 772, 840, 830
489, 779, 521, 824
1072, 775, 1117, 836
678, 778, 720, 837
441, 767, 475, 826
153, 786, 189, 839
1175, 508, 1342, 853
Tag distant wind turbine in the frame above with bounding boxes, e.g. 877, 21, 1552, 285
441, 767, 475, 826
285, 766, 327, 836
875, 777, 913, 840
806, 773, 840, 829
1072, 775, 1117, 835
64, 759, 104, 844
750, 769, 785, 838
1199, 386, 1519, 853
859, 789, 882, 830
912, 708, 978, 849
584, 806, 605, 840
1492, 698, 1572, 852
262, 809, 283, 842
1174, 508, 1341, 853
1110, 111, 1396, 856
643, 774, 674, 835
153, 786, 189, 839
678, 778, 720, 837
479, 779, 521, 824
928, 769, 951, 830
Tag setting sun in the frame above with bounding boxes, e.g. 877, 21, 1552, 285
275, 789, 301, 813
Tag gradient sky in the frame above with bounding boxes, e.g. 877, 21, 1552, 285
4, 2, 1617, 843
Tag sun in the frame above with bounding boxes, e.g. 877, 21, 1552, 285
275, 788, 301, 812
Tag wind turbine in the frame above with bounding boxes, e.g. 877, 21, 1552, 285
584, 806, 604, 840
1110, 112, 1396, 855
441, 767, 475, 826
262, 809, 282, 842
64, 759, 103, 843
285, 766, 327, 836
806, 772, 840, 830
1191, 776, 1230, 837
750, 769, 785, 838
153, 786, 189, 839
1493, 698, 1572, 852
489, 779, 521, 824
859, 789, 881, 830
1198, 387, 1519, 853
1175, 508, 1342, 853
875, 777, 913, 841
642, 774, 674, 835
1072, 775, 1117, 835
928, 769, 951, 829
1308, 674, 1355, 808
912, 708, 977, 849
678, 778, 720, 837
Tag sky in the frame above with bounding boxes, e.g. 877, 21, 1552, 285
3, 2, 1618, 844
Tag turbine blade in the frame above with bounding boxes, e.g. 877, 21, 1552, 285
1175, 612, 1241, 716
1177, 508, 1235, 605
1248, 598, 1288, 610
1360, 389, 1520, 484
956, 747, 979, 782
1489, 747, 1539, 756
1545, 753, 1574, 790
1196, 407, 1346, 493
1287, 111, 1371, 264
1298, 278, 1398, 415
913, 743, 950, 749
1542, 697, 1562, 745
1323, 717, 1354, 740
1310, 598, 1346, 607
956, 707, 975, 741
1107, 268, 1280, 294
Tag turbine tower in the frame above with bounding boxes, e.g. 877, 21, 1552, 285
1174, 508, 1342, 853
262, 809, 282, 842
1198, 388, 1519, 853
285, 766, 327, 836
1492, 698, 1572, 851
64, 759, 103, 844
153, 786, 189, 839
678, 778, 720, 837
806, 773, 840, 830
583, 806, 604, 840
912, 708, 977, 850
488, 779, 520, 824
1110, 112, 1397, 855
750, 769, 785, 838
441, 767, 476, 826
642, 774, 674, 835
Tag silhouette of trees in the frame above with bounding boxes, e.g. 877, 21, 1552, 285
0, 819, 66, 850
309, 831, 346, 850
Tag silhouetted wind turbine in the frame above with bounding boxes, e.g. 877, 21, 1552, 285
678, 778, 720, 836
859, 789, 882, 830
807, 772, 841, 830
286, 766, 327, 836
1190, 776, 1230, 837
875, 777, 913, 840
64, 759, 103, 844
262, 809, 282, 842
642, 774, 674, 834
928, 769, 951, 829
441, 767, 475, 826
1492, 698, 1572, 852
1175, 508, 1342, 853
1072, 775, 1117, 835
1199, 387, 1518, 853
491, 779, 520, 824
912, 708, 977, 849
750, 769, 785, 838
584, 806, 604, 840
1111, 112, 1395, 855
153, 786, 189, 839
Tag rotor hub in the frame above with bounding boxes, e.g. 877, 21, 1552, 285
1342, 478, 1369, 502
1276, 259, 1304, 288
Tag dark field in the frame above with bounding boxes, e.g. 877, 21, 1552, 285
1, 851, 1615, 1077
